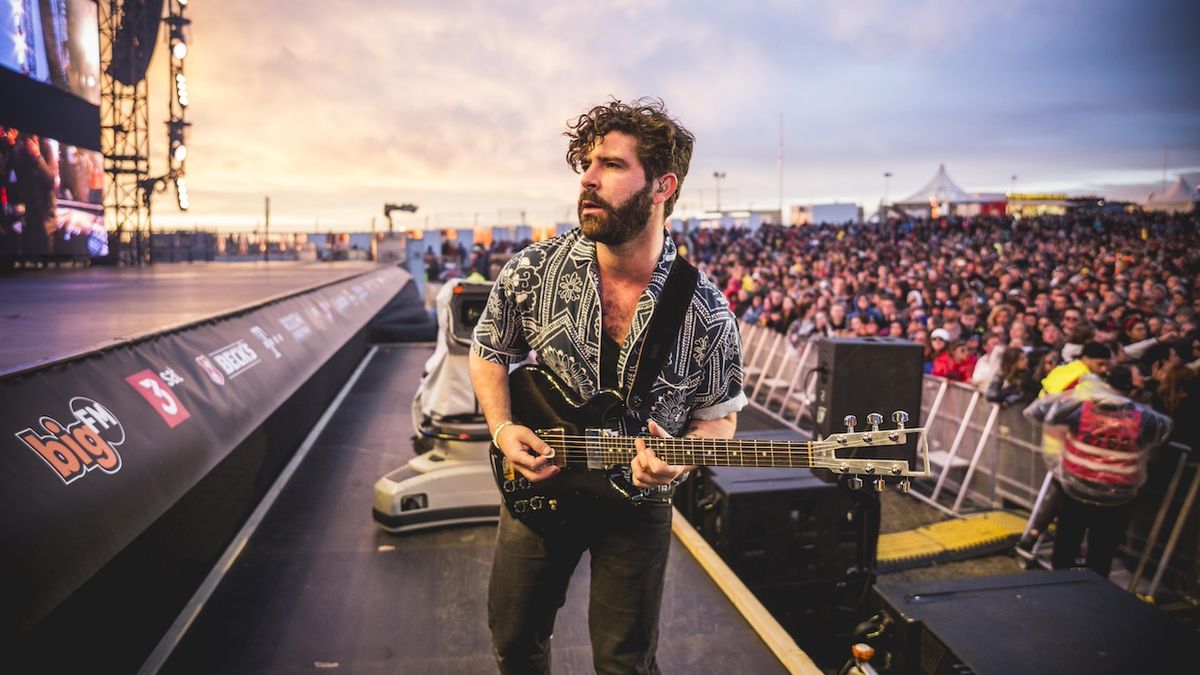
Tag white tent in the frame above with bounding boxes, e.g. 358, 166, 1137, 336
896, 164, 974, 206
1144, 176, 1198, 214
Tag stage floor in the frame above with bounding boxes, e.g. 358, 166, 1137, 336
161, 345, 789, 674
0, 261, 377, 376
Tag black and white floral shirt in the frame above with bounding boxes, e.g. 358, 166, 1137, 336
472, 228, 746, 437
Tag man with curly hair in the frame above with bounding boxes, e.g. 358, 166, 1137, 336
470, 98, 746, 673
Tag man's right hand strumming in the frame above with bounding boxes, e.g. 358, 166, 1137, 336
493, 423, 560, 482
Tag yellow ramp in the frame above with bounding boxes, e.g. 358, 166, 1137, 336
878, 511, 1028, 571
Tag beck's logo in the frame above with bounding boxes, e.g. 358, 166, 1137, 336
15, 397, 126, 484
208, 339, 260, 379
126, 368, 191, 428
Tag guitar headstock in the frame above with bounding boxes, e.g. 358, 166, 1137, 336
810, 410, 931, 492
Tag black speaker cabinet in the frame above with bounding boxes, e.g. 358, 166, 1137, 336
866, 570, 1191, 675
813, 337, 924, 474
697, 467, 879, 585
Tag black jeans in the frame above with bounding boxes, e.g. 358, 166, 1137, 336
1051, 492, 1135, 578
488, 501, 673, 675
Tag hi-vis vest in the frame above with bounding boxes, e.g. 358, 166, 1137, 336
1040, 360, 1090, 397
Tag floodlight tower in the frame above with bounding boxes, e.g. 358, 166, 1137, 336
101, 0, 155, 264
165, 0, 191, 211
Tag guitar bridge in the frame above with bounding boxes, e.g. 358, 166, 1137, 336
585, 428, 619, 470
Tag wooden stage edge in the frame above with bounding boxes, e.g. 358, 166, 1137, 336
671, 508, 822, 675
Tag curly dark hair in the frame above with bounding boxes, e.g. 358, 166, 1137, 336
564, 97, 695, 218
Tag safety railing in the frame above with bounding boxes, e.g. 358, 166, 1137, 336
738, 323, 1199, 598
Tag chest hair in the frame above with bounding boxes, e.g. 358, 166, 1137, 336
600, 277, 646, 345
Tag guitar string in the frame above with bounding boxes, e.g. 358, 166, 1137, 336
504, 434, 910, 468
515, 438, 817, 467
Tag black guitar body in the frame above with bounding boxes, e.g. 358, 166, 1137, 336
490, 364, 644, 533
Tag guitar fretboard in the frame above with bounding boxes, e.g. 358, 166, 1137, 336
553, 436, 817, 469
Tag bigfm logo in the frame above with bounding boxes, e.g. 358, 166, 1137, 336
15, 397, 126, 484
125, 367, 191, 428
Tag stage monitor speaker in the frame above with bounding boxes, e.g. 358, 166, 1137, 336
812, 337, 923, 477
866, 570, 1191, 674
697, 467, 878, 585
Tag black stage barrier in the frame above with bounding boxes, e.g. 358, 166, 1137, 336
687, 466, 879, 667
1, 266, 409, 648
867, 569, 1190, 674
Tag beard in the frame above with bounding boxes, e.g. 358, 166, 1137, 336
578, 182, 653, 247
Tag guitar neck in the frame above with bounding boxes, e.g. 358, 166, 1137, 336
570, 436, 817, 469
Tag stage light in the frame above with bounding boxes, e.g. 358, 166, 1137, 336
175, 73, 189, 107
175, 176, 190, 210
167, 118, 191, 167
166, 15, 191, 60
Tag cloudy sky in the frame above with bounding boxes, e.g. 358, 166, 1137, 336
148, 0, 1200, 231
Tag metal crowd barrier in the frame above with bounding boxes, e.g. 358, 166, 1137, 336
739, 323, 1051, 514
739, 323, 1199, 598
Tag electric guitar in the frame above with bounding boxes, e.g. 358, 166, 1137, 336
490, 364, 931, 533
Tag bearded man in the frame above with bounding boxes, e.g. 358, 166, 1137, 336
470, 98, 745, 674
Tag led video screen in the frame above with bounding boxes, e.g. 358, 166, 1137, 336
0, 0, 100, 105
1, 125, 108, 259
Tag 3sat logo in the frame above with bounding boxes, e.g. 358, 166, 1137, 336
15, 397, 126, 484
125, 367, 191, 428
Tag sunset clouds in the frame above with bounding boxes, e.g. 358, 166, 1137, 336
150, 0, 1199, 230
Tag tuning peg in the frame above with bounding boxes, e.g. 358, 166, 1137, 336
892, 410, 909, 429
873, 478, 885, 492
897, 478, 911, 494
867, 413, 883, 431
843, 415, 858, 432
846, 476, 864, 490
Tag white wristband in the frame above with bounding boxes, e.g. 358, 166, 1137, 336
492, 420, 516, 445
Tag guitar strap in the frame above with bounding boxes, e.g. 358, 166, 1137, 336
625, 253, 699, 413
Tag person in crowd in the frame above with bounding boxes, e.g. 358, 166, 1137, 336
987, 346, 1037, 407
1152, 363, 1199, 450
932, 339, 977, 382
1060, 321, 1095, 363
1041, 341, 1112, 396
1024, 366, 1173, 577
470, 98, 743, 674
828, 302, 848, 335
741, 293, 765, 325
787, 309, 833, 347
925, 327, 950, 374
970, 334, 1006, 389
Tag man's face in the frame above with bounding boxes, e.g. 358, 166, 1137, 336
1081, 356, 1110, 376
577, 132, 653, 247
1061, 309, 1082, 332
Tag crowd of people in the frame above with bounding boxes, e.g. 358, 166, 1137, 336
432, 211, 1198, 450
682, 212, 1199, 450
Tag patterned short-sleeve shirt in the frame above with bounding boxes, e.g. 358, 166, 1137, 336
472, 228, 746, 437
